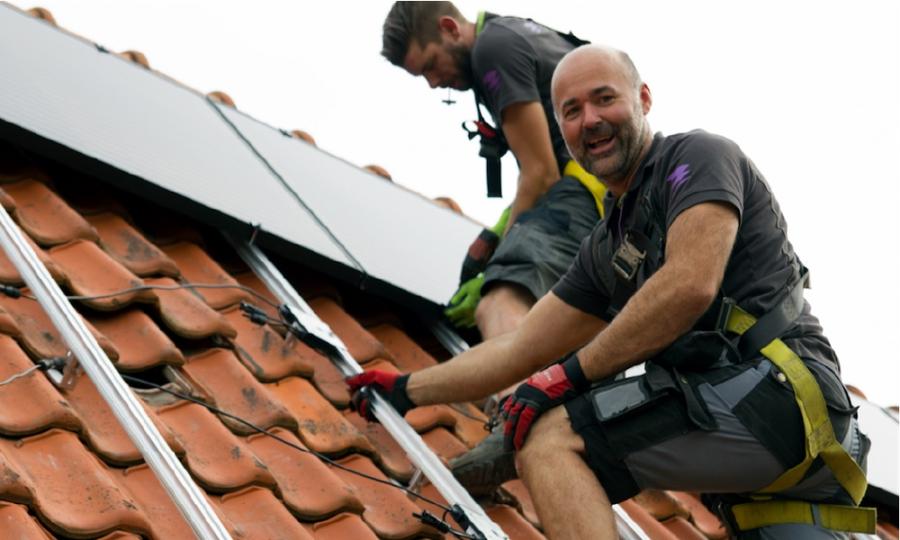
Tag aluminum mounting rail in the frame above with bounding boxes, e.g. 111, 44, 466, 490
227, 233, 506, 540
0, 207, 231, 540
427, 323, 649, 540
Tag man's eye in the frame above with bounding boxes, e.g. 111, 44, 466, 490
564, 107, 580, 120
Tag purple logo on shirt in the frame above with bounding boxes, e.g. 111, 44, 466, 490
482, 69, 501, 94
667, 164, 691, 191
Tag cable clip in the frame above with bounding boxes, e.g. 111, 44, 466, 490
59, 351, 81, 391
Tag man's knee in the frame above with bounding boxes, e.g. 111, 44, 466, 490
475, 283, 535, 323
517, 405, 584, 467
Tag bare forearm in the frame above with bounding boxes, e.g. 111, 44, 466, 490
576, 264, 711, 380
406, 332, 535, 405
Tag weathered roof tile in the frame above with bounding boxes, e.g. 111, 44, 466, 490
87, 309, 184, 371
161, 242, 250, 309
145, 276, 236, 339
86, 212, 180, 278
246, 427, 363, 520
222, 305, 315, 382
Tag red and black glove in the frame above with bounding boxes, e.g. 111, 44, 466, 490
459, 228, 501, 284
346, 370, 415, 422
502, 354, 590, 451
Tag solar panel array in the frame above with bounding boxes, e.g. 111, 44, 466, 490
0, 3, 482, 307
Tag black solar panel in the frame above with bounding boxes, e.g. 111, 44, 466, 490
0, 3, 482, 307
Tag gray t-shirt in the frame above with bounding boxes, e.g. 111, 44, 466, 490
553, 130, 840, 369
470, 14, 578, 173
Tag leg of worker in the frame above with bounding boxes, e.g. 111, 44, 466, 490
518, 406, 617, 539
474, 283, 534, 339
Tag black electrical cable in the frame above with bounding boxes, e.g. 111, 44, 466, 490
2, 281, 281, 311
120, 373, 474, 538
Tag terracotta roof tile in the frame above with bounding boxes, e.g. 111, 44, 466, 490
333, 454, 440, 539
86, 212, 180, 278
266, 377, 375, 456
49, 239, 158, 311
207, 91, 236, 108
633, 489, 690, 521
3, 179, 98, 246
667, 491, 727, 539
309, 297, 387, 363
161, 241, 250, 309
117, 50, 150, 69
302, 341, 351, 407
25, 7, 57, 25
661, 515, 708, 539
421, 427, 468, 463
63, 370, 183, 465
310, 512, 379, 540
619, 499, 679, 540
181, 348, 296, 435
444, 403, 490, 448
500, 480, 540, 528
222, 305, 315, 382
0, 429, 151, 537
368, 323, 439, 371
342, 410, 416, 482
155, 401, 276, 493
145, 276, 236, 339
97, 532, 143, 540
0, 186, 15, 210
0, 293, 119, 361
0, 234, 66, 285
406, 405, 458, 434
486, 505, 547, 540
290, 130, 318, 147
363, 164, 392, 181
116, 464, 199, 539
217, 486, 316, 540
245, 427, 364, 520
87, 309, 184, 371
0, 335, 81, 436
0, 501, 54, 539
233, 270, 281, 320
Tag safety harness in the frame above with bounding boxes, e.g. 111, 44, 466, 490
463, 12, 607, 217
602, 165, 876, 535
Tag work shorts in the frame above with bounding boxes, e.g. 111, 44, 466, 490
564, 358, 869, 539
483, 176, 599, 301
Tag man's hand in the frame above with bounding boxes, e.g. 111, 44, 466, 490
502, 354, 589, 450
445, 273, 484, 328
346, 370, 414, 421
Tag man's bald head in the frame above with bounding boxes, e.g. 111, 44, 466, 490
551, 44, 653, 195
552, 45, 642, 108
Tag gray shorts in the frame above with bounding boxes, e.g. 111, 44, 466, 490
482, 176, 599, 301
565, 359, 868, 539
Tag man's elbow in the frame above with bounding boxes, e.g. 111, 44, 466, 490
677, 277, 721, 320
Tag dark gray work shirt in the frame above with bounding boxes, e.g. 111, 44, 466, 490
471, 13, 580, 173
553, 130, 840, 370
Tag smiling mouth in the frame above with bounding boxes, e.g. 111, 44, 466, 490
585, 134, 615, 155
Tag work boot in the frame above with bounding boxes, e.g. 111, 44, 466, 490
450, 427, 517, 497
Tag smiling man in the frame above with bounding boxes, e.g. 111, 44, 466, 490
351, 44, 872, 539
381, 2, 606, 345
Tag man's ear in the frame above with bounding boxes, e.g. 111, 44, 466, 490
438, 15, 461, 39
640, 83, 653, 114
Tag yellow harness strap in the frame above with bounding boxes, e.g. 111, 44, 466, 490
724, 305, 876, 533
730, 500, 877, 533
563, 160, 606, 218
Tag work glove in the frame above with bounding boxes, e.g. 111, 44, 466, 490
346, 370, 414, 421
444, 273, 484, 328
502, 354, 590, 451
459, 228, 501, 284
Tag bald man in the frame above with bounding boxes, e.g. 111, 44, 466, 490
349, 45, 870, 539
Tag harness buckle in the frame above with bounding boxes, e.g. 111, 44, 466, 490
715, 296, 737, 333
612, 234, 646, 282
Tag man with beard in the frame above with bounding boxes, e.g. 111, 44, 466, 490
381, 2, 607, 342
350, 45, 872, 539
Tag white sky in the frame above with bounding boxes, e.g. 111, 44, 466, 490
16, 1, 900, 407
